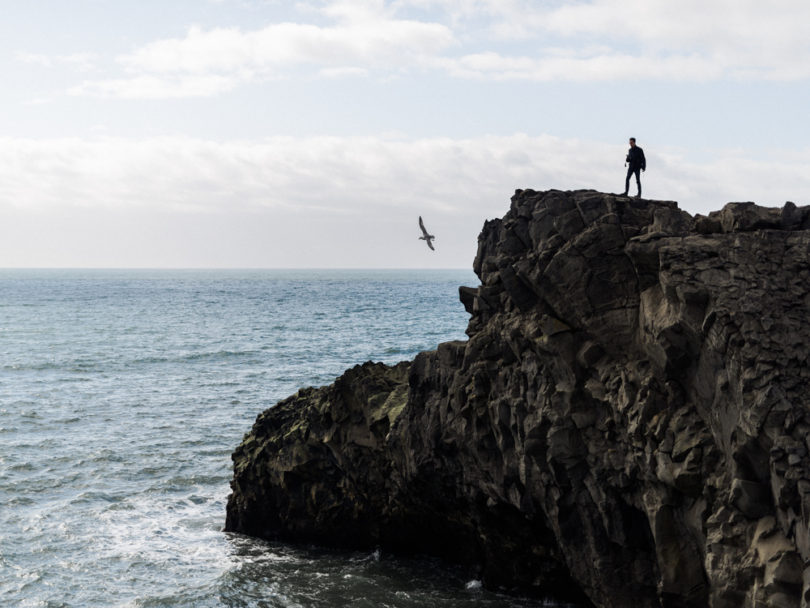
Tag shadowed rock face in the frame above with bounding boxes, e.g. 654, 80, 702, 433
226, 190, 810, 608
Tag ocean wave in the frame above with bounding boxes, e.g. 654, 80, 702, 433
1, 269, 480, 608
132, 349, 265, 365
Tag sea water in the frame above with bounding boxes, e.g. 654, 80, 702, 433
0, 269, 569, 607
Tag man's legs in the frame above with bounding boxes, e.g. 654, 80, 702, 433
634, 168, 641, 197
624, 167, 633, 195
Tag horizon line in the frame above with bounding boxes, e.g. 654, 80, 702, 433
0, 266, 473, 271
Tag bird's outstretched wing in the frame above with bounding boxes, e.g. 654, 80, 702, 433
419, 216, 429, 237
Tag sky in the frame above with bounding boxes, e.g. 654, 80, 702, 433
2, 0, 810, 269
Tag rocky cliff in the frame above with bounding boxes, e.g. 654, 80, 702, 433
226, 189, 810, 608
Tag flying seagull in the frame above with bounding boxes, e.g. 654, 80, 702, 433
418, 216, 435, 251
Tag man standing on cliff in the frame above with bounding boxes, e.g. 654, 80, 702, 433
623, 137, 646, 198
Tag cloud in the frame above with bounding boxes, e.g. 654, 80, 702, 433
72, 7, 455, 98
1, 134, 807, 216
61, 1, 810, 99
318, 66, 369, 78
15, 51, 98, 72
405, 0, 810, 80
550, 0, 810, 80
69, 74, 239, 99
2, 133, 809, 267
438, 50, 719, 82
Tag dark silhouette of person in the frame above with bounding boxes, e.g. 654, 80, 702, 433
623, 137, 646, 198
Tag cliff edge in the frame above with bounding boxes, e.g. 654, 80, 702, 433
226, 189, 810, 608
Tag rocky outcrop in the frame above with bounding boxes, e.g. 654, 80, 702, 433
226, 190, 810, 608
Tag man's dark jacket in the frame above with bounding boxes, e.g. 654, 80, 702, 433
627, 146, 646, 171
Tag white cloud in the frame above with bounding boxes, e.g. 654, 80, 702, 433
319, 65, 369, 78
15, 51, 98, 72
1, 134, 807, 216
60, 1, 810, 99
408, 0, 810, 81
536, 0, 810, 79
438, 50, 719, 82
69, 74, 239, 99
73, 8, 455, 98
1, 133, 809, 267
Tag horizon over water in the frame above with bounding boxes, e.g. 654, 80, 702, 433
0, 267, 472, 271
1, 269, 572, 608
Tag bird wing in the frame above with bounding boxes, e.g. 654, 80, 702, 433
426, 239, 435, 251
419, 216, 429, 237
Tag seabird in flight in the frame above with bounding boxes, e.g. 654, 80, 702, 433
418, 216, 435, 251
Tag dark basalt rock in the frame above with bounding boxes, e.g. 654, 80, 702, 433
226, 189, 810, 608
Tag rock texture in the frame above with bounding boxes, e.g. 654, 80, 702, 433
226, 190, 810, 608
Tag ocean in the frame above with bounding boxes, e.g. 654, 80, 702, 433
0, 269, 566, 608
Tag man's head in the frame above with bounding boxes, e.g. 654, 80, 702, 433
629, 137, 636, 147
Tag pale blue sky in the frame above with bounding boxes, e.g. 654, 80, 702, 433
2, 0, 810, 268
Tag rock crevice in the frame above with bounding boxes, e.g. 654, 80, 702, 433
226, 189, 810, 608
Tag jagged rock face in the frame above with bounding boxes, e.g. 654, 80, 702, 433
226, 190, 810, 608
